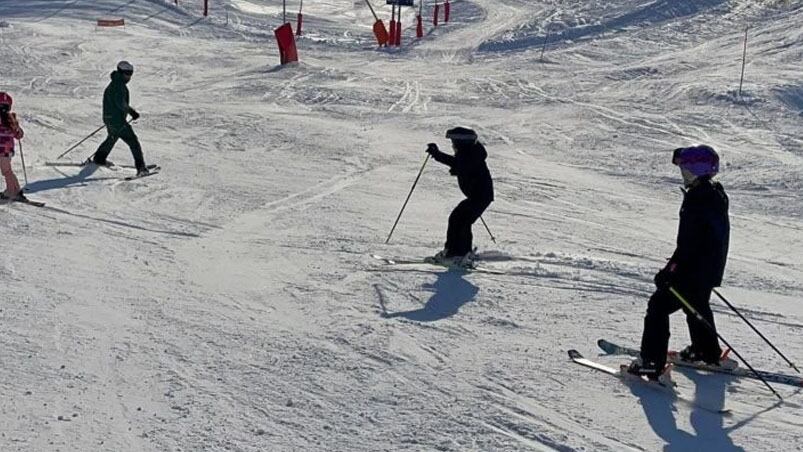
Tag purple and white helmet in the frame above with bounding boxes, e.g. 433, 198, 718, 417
672, 145, 719, 177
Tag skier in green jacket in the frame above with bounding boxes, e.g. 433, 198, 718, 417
92, 61, 149, 176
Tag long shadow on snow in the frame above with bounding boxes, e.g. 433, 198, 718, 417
382, 270, 478, 322
633, 370, 742, 451
24, 165, 119, 194
478, 0, 728, 54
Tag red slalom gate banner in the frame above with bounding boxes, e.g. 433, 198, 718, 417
274, 23, 298, 64
444, 1, 450, 22
373, 21, 389, 46
416, 14, 423, 38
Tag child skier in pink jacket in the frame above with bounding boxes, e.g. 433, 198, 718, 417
0, 92, 25, 200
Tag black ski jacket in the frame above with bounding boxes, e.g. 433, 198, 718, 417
428, 142, 494, 203
102, 71, 134, 128
669, 178, 730, 289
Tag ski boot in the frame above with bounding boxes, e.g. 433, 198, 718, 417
424, 249, 476, 269
625, 358, 674, 386
88, 157, 116, 169
677, 345, 738, 370
424, 249, 450, 265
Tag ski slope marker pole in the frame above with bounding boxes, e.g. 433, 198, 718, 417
540, 24, 551, 61
713, 288, 799, 373
669, 286, 782, 400
738, 25, 749, 97
386, 153, 430, 244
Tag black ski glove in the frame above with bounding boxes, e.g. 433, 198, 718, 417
425, 143, 439, 156
129, 108, 140, 121
653, 261, 677, 290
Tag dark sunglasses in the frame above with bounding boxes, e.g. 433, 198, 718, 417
120, 70, 134, 76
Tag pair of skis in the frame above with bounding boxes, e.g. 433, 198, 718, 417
590, 339, 803, 387
570, 339, 803, 413
370, 253, 504, 274
43, 161, 161, 181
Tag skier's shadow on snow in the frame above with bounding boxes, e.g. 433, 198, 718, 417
24, 165, 118, 194
381, 270, 478, 322
634, 371, 743, 451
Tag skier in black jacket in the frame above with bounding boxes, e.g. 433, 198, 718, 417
628, 145, 730, 381
425, 127, 494, 266
92, 61, 149, 176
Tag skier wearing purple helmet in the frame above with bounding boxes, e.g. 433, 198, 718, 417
627, 144, 730, 381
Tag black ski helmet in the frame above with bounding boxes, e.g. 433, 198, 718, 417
446, 127, 478, 143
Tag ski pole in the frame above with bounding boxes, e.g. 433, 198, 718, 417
57, 123, 106, 159
479, 216, 496, 243
385, 153, 430, 244
713, 288, 799, 373
17, 139, 29, 187
669, 286, 782, 400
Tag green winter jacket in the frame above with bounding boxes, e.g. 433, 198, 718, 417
102, 71, 134, 128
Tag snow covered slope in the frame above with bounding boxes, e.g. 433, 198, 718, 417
1, 0, 802, 450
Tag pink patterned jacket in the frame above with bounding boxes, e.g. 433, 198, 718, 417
0, 112, 24, 157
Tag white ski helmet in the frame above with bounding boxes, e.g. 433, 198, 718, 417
117, 60, 134, 73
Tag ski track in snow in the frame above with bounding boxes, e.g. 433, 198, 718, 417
1, 0, 802, 451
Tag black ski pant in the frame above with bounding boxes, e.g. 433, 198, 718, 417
444, 197, 491, 257
639, 285, 721, 370
94, 123, 145, 170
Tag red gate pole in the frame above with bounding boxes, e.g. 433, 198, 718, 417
396, 14, 402, 46
416, 0, 423, 38
296, 0, 303, 35
389, 4, 397, 46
